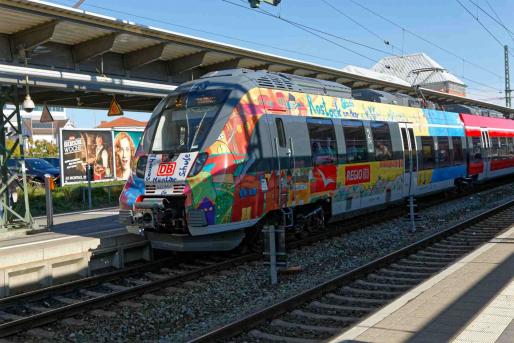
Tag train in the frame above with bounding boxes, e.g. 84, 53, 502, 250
118, 69, 514, 251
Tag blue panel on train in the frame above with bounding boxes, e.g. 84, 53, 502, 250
431, 165, 467, 182
423, 109, 465, 137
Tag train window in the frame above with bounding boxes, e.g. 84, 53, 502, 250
307, 118, 337, 165
510, 138, 514, 157
276, 118, 286, 148
451, 137, 464, 165
471, 137, 482, 162
437, 137, 451, 167
500, 137, 509, 159
370, 121, 393, 161
490, 137, 499, 159
343, 120, 368, 163
420, 136, 436, 170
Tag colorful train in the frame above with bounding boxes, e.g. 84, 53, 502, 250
119, 69, 514, 251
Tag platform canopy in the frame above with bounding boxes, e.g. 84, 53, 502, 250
0, 0, 511, 114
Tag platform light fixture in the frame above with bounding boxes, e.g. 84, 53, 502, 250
21, 52, 35, 113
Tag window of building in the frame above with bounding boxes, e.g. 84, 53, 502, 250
437, 136, 451, 167
451, 137, 464, 165
276, 118, 286, 148
307, 118, 337, 165
370, 121, 393, 161
343, 120, 368, 163
420, 136, 436, 170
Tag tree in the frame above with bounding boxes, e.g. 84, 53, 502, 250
27, 139, 58, 158
5, 139, 21, 158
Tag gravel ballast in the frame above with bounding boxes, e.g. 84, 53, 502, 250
15, 182, 514, 342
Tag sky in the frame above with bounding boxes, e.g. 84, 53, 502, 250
57, 0, 514, 128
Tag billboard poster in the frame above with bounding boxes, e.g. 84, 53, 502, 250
113, 130, 143, 180
60, 129, 114, 185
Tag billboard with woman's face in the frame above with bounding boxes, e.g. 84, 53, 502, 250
114, 130, 143, 180
60, 129, 114, 185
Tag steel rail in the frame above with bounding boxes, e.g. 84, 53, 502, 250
189, 198, 514, 342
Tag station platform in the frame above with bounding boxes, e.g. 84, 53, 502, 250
331, 224, 514, 343
0, 208, 148, 297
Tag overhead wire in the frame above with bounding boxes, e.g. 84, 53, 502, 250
320, 0, 399, 54
48, 0, 356, 67
470, 0, 514, 39
222, 0, 389, 62
347, 0, 503, 80
455, 0, 506, 49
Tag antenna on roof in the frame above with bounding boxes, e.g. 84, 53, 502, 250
73, 0, 85, 9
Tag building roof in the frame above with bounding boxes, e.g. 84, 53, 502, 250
372, 53, 466, 87
96, 117, 147, 129
341, 65, 411, 87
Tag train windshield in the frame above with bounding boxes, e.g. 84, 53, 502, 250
150, 89, 229, 154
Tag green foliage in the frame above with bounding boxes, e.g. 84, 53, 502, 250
26, 139, 58, 158
13, 181, 125, 217
5, 139, 21, 158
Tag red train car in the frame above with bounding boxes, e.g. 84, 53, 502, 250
460, 113, 514, 181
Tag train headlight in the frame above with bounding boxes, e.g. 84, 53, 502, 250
188, 152, 209, 177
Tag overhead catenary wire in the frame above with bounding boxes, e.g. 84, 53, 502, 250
470, 0, 514, 39
320, 0, 399, 53
347, 0, 503, 80
49, 0, 357, 67
223, 0, 388, 62
225, 0, 505, 96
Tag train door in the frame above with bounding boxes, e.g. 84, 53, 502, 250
273, 117, 293, 209
399, 123, 418, 197
480, 129, 491, 179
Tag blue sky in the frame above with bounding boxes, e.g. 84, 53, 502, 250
59, 0, 514, 127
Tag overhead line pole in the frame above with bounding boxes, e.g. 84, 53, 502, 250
505, 45, 512, 108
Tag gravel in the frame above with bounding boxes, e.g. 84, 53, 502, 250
14, 182, 514, 343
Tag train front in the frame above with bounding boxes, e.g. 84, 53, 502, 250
119, 82, 243, 251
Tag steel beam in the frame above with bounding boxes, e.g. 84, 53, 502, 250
168, 51, 208, 74
0, 86, 35, 231
125, 43, 167, 70
73, 33, 118, 63
12, 20, 59, 51
202, 58, 244, 73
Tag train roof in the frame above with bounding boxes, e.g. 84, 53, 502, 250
200, 69, 352, 98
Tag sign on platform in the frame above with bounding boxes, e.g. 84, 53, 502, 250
108, 96, 123, 116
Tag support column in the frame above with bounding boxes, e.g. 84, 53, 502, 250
0, 85, 35, 231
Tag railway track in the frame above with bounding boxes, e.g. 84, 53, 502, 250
1, 178, 512, 338
190, 199, 514, 343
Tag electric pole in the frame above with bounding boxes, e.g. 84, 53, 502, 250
505, 45, 512, 108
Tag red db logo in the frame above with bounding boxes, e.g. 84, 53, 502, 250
157, 162, 176, 176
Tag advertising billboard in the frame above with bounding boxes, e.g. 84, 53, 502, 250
59, 129, 114, 185
113, 130, 143, 180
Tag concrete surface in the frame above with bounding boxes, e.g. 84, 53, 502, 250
330, 221, 514, 343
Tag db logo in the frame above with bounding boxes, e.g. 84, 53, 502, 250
157, 162, 176, 176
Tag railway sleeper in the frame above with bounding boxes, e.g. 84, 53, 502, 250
326, 293, 388, 306
432, 242, 472, 251
458, 231, 496, 238
398, 258, 448, 267
52, 295, 81, 305
355, 280, 413, 291
249, 329, 323, 343
145, 272, 169, 280
0, 311, 23, 321
80, 289, 110, 298
409, 254, 455, 262
341, 286, 401, 298
291, 309, 357, 324
103, 282, 130, 291
378, 268, 433, 278
414, 251, 460, 260
424, 246, 468, 255
271, 319, 341, 334
367, 273, 422, 284
390, 263, 441, 272
310, 301, 372, 314
448, 235, 490, 242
